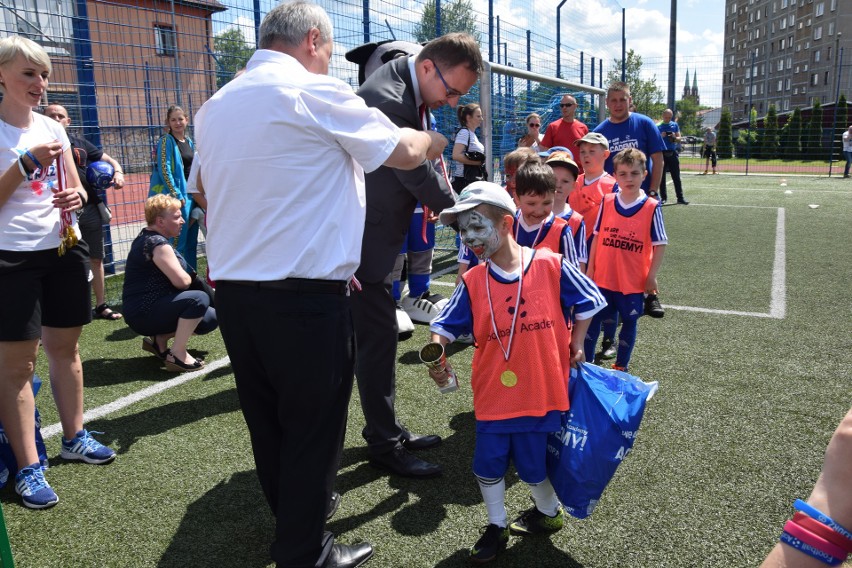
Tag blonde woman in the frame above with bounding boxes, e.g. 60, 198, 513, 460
517, 113, 544, 151
0, 35, 115, 510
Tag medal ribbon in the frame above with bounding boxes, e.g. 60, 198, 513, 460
55, 153, 78, 255
484, 248, 524, 362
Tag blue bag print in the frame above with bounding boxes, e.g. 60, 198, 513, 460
0, 375, 50, 488
546, 363, 658, 519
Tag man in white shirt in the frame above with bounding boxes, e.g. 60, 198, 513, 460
194, 2, 446, 567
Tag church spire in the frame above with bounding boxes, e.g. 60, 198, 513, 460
683, 69, 690, 98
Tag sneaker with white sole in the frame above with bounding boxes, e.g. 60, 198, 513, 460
401, 291, 446, 323
596, 337, 617, 361
60, 430, 116, 465
15, 464, 58, 509
396, 304, 415, 334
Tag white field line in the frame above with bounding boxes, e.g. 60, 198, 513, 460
42, 356, 231, 440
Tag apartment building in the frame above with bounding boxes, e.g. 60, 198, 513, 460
723, 0, 852, 122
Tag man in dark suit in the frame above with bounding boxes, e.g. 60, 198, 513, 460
351, 33, 483, 477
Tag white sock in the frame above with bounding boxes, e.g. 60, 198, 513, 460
477, 476, 507, 527
528, 477, 560, 517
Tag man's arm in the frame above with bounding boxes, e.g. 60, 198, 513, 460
100, 151, 125, 189
383, 128, 446, 170
649, 152, 664, 193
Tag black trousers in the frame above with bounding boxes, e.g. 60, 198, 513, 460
350, 278, 405, 455
216, 281, 354, 567
660, 151, 685, 202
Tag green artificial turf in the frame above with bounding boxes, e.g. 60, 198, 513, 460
2, 173, 851, 567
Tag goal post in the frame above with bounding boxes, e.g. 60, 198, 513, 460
480, 62, 607, 180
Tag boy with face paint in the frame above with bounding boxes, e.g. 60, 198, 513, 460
428, 182, 605, 563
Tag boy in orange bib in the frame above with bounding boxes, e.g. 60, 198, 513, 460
584, 148, 667, 372
428, 182, 605, 563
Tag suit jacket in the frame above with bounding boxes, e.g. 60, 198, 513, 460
355, 57, 456, 283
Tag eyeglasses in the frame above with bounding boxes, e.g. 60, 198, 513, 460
433, 61, 468, 98
560, 103, 575, 108
528, 123, 540, 128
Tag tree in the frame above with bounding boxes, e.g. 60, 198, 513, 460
414, 0, 480, 43
674, 97, 702, 136
804, 98, 823, 160
780, 107, 803, 158
760, 104, 779, 159
605, 49, 664, 118
736, 107, 759, 158
717, 107, 734, 159
213, 28, 254, 89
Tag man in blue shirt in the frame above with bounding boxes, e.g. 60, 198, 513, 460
593, 81, 666, 197
657, 109, 689, 205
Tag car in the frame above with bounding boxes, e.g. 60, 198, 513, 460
682, 135, 700, 144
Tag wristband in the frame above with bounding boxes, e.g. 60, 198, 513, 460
794, 513, 852, 552
25, 149, 43, 170
780, 531, 844, 565
795, 500, 852, 542
17, 155, 31, 177
784, 520, 848, 562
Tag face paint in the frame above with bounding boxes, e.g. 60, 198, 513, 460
458, 209, 501, 260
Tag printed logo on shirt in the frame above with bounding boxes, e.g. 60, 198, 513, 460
600, 225, 644, 253
607, 136, 640, 155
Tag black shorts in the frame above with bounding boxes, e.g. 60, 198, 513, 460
77, 203, 104, 260
0, 244, 91, 341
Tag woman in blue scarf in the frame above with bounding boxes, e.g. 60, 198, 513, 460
149, 105, 199, 269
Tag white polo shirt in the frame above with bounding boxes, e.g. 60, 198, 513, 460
195, 49, 401, 281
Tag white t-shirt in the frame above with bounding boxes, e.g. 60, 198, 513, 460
0, 114, 73, 251
195, 49, 401, 281
453, 128, 485, 178
843, 130, 852, 152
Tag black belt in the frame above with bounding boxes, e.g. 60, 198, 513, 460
663, 150, 676, 155
224, 278, 348, 295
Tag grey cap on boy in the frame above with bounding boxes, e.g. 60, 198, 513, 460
439, 181, 516, 226
574, 132, 609, 147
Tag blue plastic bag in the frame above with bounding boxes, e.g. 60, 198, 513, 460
0, 375, 50, 488
546, 363, 658, 519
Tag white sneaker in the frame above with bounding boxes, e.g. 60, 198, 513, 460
396, 307, 415, 334
401, 292, 445, 324
455, 333, 474, 344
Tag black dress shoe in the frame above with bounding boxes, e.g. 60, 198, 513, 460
400, 432, 442, 451
677, 199, 690, 205
326, 491, 340, 521
325, 542, 373, 568
369, 446, 442, 478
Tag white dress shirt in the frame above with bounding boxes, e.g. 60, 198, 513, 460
194, 49, 401, 281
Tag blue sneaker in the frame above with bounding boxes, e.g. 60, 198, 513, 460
60, 430, 116, 464
15, 464, 58, 509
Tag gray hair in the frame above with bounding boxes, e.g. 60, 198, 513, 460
0, 35, 52, 76
259, 1, 332, 49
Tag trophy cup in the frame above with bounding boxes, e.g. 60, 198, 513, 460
419, 342, 458, 394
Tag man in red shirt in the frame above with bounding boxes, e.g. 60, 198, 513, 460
541, 94, 589, 173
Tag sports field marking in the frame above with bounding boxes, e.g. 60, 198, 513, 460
664, 206, 786, 319
41, 356, 232, 440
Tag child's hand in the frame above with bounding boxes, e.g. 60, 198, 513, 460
645, 275, 658, 295
428, 360, 454, 388
569, 342, 586, 367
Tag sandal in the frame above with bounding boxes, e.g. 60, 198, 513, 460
163, 349, 205, 373
93, 303, 123, 321
142, 337, 167, 360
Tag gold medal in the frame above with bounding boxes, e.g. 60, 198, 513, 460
500, 369, 518, 387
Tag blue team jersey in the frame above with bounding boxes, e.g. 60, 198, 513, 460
658, 120, 680, 152
556, 206, 588, 265
594, 113, 666, 192
514, 212, 578, 267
